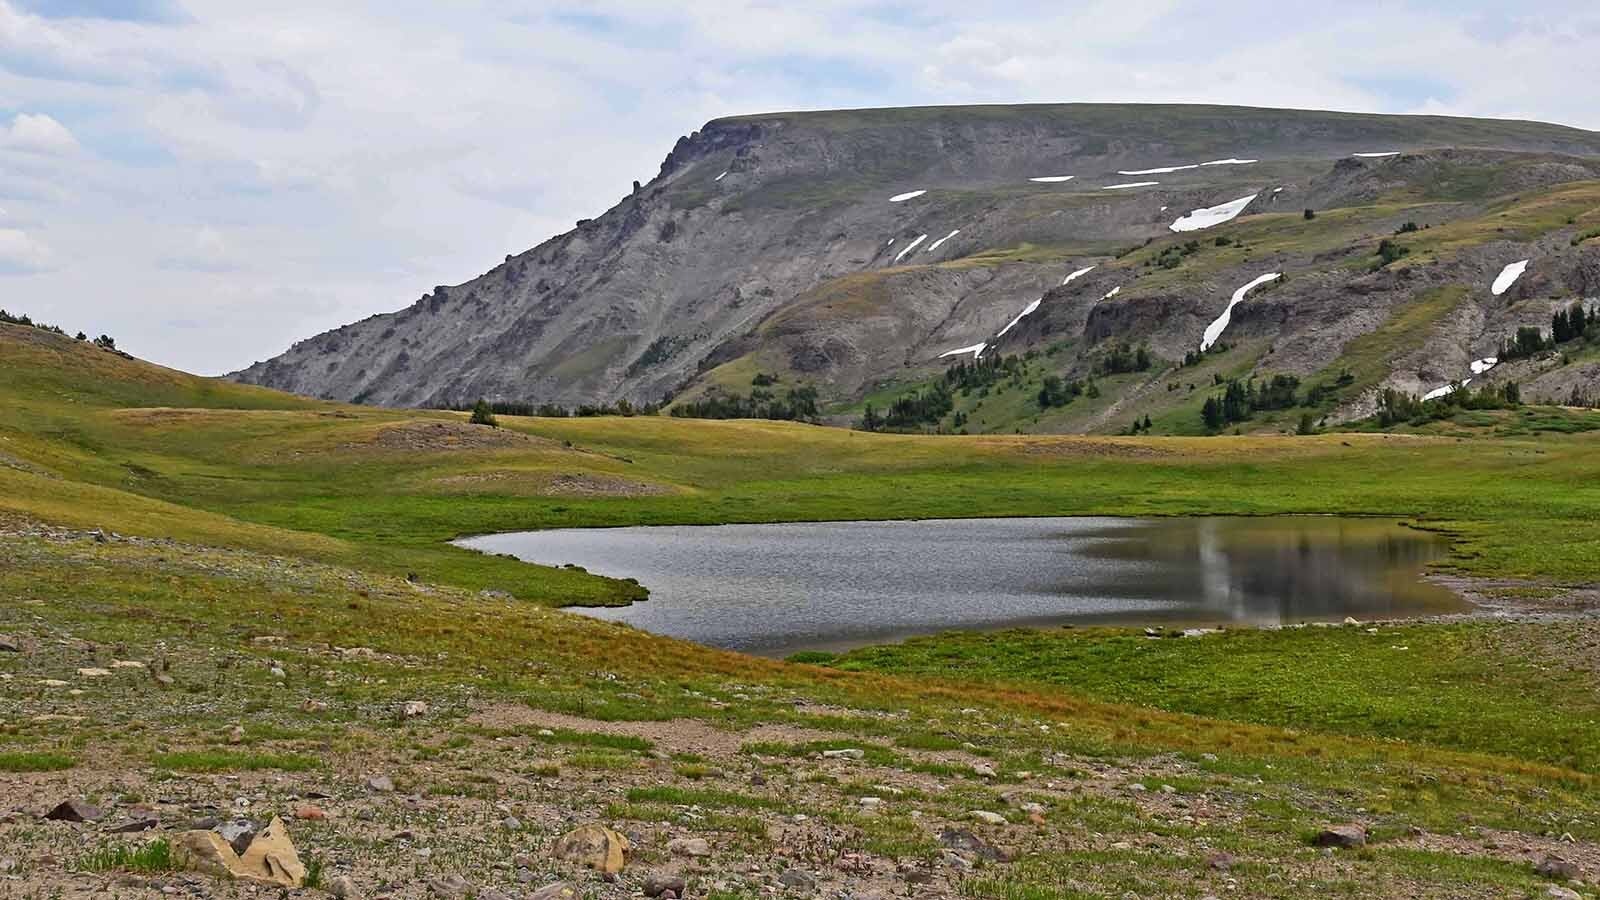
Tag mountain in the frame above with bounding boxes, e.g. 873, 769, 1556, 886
229, 103, 1600, 433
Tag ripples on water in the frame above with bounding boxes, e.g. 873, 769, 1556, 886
458, 517, 1460, 655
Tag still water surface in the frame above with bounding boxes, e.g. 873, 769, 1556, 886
458, 516, 1462, 655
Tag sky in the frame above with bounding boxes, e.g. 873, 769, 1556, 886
3, 1, 1599, 374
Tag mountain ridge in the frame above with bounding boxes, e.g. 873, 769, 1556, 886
230, 102, 1600, 433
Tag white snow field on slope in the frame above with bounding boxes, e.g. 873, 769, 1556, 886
1470, 357, 1499, 375
1353, 151, 1400, 158
1102, 286, 1122, 300
1062, 265, 1096, 286
925, 230, 961, 253
715, 171, 728, 181
1201, 273, 1281, 351
939, 342, 987, 359
889, 190, 927, 202
1120, 164, 1199, 175
893, 234, 928, 262
1201, 158, 1258, 166
1170, 193, 1259, 233
1029, 175, 1075, 183
1104, 181, 1160, 190
1423, 379, 1470, 401
997, 298, 1042, 337
1492, 260, 1530, 296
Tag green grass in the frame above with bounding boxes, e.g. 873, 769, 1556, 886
829, 622, 1600, 772
0, 750, 76, 772
80, 839, 174, 874
152, 750, 324, 773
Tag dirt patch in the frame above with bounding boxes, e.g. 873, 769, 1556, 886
337, 420, 553, 453
1000, 438, 1176, 459
429, 471, 678, 497
466, 705, 846, 758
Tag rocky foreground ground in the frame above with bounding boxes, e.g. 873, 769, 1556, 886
2, 524, 1598, 899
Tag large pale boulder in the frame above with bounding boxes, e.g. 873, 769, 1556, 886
551, 824, 629, 873
173, 815, 305, 888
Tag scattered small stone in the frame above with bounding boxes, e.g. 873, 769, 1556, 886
528, 883, 578, 900
402, 700, 429, 717
269, 667, 286, 679
366, 775, 395, 793
294, 805, 327, 821
105, 814, 158, 833
667, 837, 711, 858
0, 635, 21, 652
1546, 887, 1581, 900
214, 820, 257, 855
971, 763, 997, 778
778, 869, 816, 893
327, 874, 361, 899
428, 875, 473, 898
858, 797, 883, 808
502, 816, 522, 830
1206, 851, 1236, 871
750, 772, 768, 786
1535, 855, 1579, 880
226, 725, 245, 745
821, 749, 864, 760
76, 667, 112, 677
939, 828, 1011, 861
644, 874, 687, 898
43, 800, 104, 823
1313, 824, 1367, 849
971, 810, 1006, 826
0, 858, 18, 873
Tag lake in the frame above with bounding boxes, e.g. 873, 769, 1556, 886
457, 516, 1464, 656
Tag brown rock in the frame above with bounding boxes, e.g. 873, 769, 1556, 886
1313, 824, 1367, 849
1536, 855, 1579, 880
43, 800, 104, 823
551, 824, 629, 873
172, 830, 242, 880
528, 883, 579, 900
237, 816, 307, 887
294, 805, 328, 821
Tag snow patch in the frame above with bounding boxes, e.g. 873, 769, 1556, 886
939, 342, 986, 360
893, 234, 928, 263
1200, 158, 1258, 166
1200, 273, 1280, 352
1120, 164, 1198, 175
1422, 379, 1470, 401
1029, 175, 1075, 183
1353, 151, 1400, 158
997, 298, 1042, 337
1062, 265, 1096, 286
1102, 286, 1122, 300
715, 171, 728, 181
925, 229, 960, 253
889, 190, 927, 203
1169, 193, 1259, 233
1272, 187, 1284, 194
1470, 357, 1499, 375
1491, 259, 1530, 296
1104, 181, 1160, 190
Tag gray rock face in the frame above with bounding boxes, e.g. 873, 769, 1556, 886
230, 104, 1600, 423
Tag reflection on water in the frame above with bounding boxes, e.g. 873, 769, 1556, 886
457, 517, 1461, 656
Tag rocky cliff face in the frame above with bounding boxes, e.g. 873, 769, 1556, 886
230, 103, 1600, 430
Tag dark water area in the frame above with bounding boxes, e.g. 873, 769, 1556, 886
458, 516, 1462, 656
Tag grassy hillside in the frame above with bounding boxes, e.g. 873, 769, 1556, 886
2, 321, 1599, 897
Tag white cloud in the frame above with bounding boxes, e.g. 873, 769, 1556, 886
158, 225, 238, 272
1, 111, 78, 153
0, 0, 1597, 372
0, 227, 52, 273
